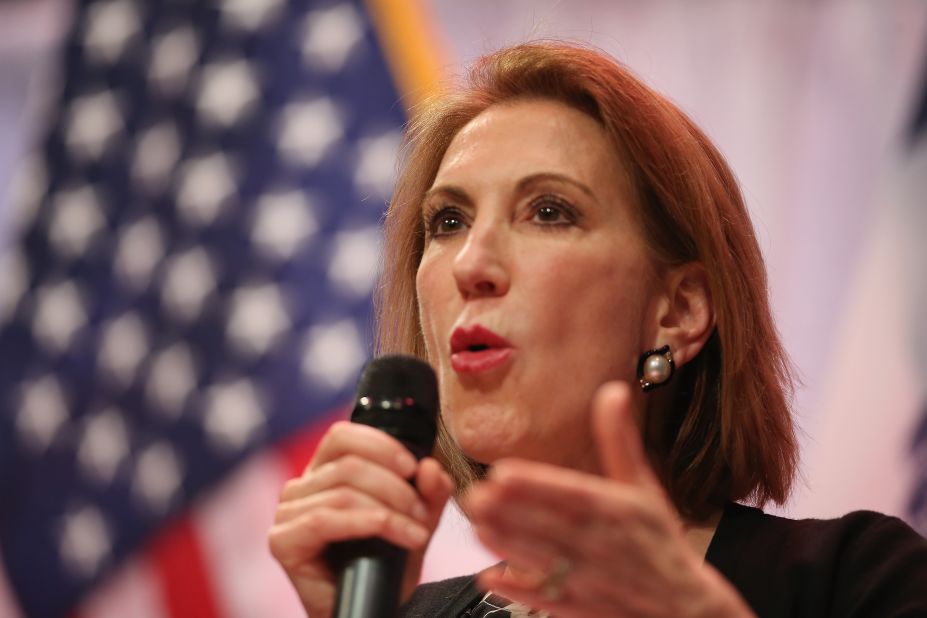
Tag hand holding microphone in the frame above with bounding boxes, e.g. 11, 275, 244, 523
268, 356, 454, 618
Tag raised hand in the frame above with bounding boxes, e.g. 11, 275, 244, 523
464, 381, 754, 617
268, 421, 454, 617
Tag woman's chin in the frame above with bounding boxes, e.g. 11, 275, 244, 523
447, 413, 524, 466
453, 430, 513, 466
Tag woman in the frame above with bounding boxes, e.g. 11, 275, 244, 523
269, 43, 927, 617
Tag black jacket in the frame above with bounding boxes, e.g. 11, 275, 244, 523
400, 502, 927, 617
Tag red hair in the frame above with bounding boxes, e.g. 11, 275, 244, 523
377, 42, 798, 519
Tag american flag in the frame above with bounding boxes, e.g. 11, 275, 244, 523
0, 0, 435, 616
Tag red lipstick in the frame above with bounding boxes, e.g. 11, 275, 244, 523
449, 325, 513, 374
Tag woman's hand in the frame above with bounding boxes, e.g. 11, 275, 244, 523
462, 381, 755, 617
268, 421, 454, 618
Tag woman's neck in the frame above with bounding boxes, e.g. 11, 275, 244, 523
684, 508, 723, 559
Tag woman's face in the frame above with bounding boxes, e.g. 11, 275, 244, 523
415, 99, 664, 472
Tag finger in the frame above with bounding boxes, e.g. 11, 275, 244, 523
467, 482, 633, 576
415, 457, 455, 526
309, 421, 418, 479
268, 507, 430, 568
274, 487, 389, 525
466, 479, 574, 565
467, 482, 579, 549
399, 459, 454, 599
473, 524, 564, 573
470, 492, 657, 588
472, 458, 641, 524
591, 381, 654, 485
467, 464, 670, 566
281, 454, 428, 522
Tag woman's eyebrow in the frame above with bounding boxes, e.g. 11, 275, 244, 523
517, 172, 594, 198
422, 184, 472, 206
425, 173, 593, 205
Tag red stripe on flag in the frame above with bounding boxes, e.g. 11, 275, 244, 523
148, 515, 222, 618
278, 408, 349, 478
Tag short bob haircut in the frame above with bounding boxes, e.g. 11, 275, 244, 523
376, 42, 798, 520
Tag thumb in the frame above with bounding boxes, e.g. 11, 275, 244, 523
592, 381, 653, 485
403, 458, 453, 601
415, 457, 454, 529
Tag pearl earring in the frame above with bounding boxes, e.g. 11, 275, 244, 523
637, 345, 675, 391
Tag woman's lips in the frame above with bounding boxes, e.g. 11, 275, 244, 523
451, 348, 513, 373
449, 325, 514, 374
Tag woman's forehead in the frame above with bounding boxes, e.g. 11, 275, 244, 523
432, 99, 627, 196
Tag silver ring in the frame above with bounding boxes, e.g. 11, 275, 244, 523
541, 556, 572, 601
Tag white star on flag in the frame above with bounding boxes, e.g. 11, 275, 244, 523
202, 379, 266, 453
160, 248, 217, 323
327, 226, 381, 297
98, 312, 149, 387
175, 152, 237, 226
114, 216, 166, 291
58, 506, 112, 579
132, 121, 182, 193
65, 90, 124, 160
148, 25, 200, 98
302, 3, 366, 72
82, 0, 140, 65
226, 283, 292, 357
16, 375, 70, 455
195, 58, 260, 127
220, 0, 285, 32
48, 184, 106, 258
353, 130, 402, 200
301, 319, 366, 391
145, 343, 198, 417
251, 190, 319, 261
77, 409, 130, 486
132, 442, 185, 515
276, 98, 344, 167
32, 280, 87, 354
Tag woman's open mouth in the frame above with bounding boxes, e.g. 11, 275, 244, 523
449, 324, 514, 374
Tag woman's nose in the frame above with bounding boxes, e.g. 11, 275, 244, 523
451, 224, 510, 299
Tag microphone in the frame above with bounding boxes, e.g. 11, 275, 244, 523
328, 355, 439, 618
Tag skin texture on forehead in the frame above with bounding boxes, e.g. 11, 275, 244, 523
433, 97, 636, 205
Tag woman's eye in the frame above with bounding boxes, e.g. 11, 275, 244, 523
530, 196, 577, 225
535, 205, 564, 222
426, 207, 466, 237
437, 215, 463, 233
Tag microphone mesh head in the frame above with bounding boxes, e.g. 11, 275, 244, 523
352, 356, 439, 459
356, 355, 438, 420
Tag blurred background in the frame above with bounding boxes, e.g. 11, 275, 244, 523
0, 0, 925, 616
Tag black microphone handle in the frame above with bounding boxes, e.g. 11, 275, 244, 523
330, 441, 430, 618
329, 442, 428, 618
329, 355, 439, 618
333, 539, 407, 618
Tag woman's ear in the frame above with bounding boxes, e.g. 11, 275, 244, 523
653, 262, 714, 367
